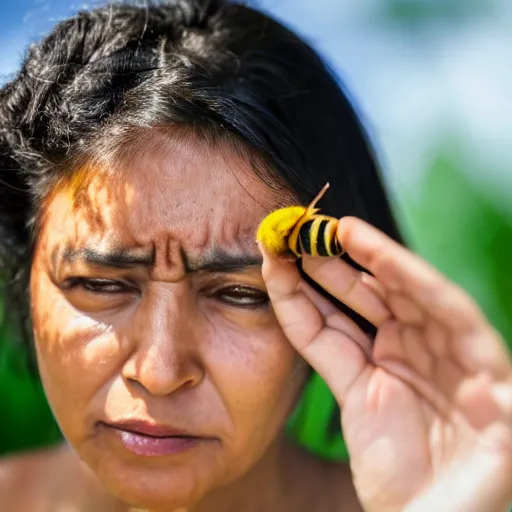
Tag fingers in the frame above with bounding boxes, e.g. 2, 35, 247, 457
336, 216, 488, 334
299, 280, 374, 360
302, 256, 429, 328
260, 244, 371, 405
260, 245, 324, 349
301, 255, 391, 327
335, 217, 512, 379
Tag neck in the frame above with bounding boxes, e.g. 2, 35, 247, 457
192, 435, 295, 512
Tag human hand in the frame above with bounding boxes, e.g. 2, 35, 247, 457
260, 216, 512, 512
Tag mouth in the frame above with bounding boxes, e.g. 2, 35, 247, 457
101, 420, 216, 457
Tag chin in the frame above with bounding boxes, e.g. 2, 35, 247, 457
87, 444, 228, 511
76, 426, 231, 509
103, 464, 215, 510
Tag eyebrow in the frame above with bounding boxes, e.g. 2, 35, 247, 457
185, 249, 263, 273
60, 246, 262, 273
62, 247, 155, 268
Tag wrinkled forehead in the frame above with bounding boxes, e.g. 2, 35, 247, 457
37, 133, 290, 259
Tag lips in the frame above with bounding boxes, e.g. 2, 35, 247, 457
101, 419, 216, 457
104, 419, 197, 438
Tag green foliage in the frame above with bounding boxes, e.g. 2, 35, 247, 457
287, 372, 349, 460
402, 144, 512, 348
0, 307, 61, 456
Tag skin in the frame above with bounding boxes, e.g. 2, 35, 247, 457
2, 130, 511, 511
23, 132, 359, 512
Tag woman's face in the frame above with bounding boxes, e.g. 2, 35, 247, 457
30, 135, 306, 510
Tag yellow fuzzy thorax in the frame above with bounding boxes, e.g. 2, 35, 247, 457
256, 206, 308, 256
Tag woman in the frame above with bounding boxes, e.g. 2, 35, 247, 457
0, 1, 510, 510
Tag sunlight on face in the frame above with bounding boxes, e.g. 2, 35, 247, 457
29, 133, 307, 510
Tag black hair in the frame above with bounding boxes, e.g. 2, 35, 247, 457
0, 0, 403, 348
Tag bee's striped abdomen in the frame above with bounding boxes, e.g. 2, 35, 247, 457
289, 215, 342, 257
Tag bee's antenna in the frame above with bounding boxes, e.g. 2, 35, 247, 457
308, 182, 330, 209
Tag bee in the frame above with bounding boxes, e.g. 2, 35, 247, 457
256, 183, 343, 258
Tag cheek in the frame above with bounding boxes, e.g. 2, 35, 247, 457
206, 315, 306, 432
30, 267, 122, 436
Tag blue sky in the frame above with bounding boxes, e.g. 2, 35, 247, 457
1, 0, 511, 208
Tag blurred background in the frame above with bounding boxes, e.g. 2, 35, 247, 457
1, 0, 511, 458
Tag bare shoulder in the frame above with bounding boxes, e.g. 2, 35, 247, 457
0, 443, 66, 510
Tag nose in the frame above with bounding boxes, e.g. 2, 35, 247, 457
121, 286, 205, 397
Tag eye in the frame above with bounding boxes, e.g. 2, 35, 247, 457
63, 277, 136, 295
212, 285, 269, 309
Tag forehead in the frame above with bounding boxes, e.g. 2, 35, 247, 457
40, 135, 286, 256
